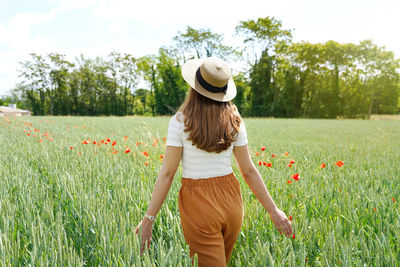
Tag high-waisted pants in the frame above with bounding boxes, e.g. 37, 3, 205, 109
178, 173, 244, 267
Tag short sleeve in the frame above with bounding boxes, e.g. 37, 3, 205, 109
166, 114, 183, 147
234, 121, 248, 146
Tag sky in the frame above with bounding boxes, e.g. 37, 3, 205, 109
0, 0, 399, 96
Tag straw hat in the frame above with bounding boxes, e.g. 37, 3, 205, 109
181, 57, 236, 102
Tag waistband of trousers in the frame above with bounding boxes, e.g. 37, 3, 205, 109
181, 172, 237, 186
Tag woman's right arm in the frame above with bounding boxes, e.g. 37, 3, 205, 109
233, 145, 293, 238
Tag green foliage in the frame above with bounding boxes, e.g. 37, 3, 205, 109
245, 39, 400, 118
9, 18, 400, 118
249, 50, 275, 116
1, 116, 399, 265
233, 73, 251, 116
235, 16, 292, 48
173, 26, 241, 61
153, 48, 188, 115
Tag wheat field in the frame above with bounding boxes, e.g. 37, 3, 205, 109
0, 116, 399, 266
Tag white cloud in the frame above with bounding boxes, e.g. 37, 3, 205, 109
90, 0, 291, 27
0, 9, 59, 94
9, 9, 57, 31
1, 9, 57, 50
108, 22, 129, 33
50, 0, 97, 12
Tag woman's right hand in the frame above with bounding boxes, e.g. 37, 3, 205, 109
135, 218, 154, 255
269, 208, 293, 238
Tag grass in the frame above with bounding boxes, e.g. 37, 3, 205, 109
0, 116, 399, 266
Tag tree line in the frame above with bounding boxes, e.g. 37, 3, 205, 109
11, 17, 400, 118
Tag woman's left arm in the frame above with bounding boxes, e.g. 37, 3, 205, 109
135, 145, 182, 255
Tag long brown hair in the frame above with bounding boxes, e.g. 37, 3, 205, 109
178, 88, 242, 153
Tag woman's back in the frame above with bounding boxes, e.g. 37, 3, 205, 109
166, 112, 248, 179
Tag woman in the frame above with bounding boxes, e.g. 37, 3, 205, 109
135, 57, 293, 266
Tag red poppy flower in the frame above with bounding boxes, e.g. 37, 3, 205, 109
101, 140, 105, 143
266, 162, 272, 167
70, 146, 73, 150
261, 146, 266, 151
124, 136, 128, 141
393, 197, 397, 202
287, 180, 292, 184
320, 163, 326, 168
288, 164, 292, 168
105, 142, 108, 145
82, 140, 89, 144
335, 161, 344, 167
255, 152, 260, 156
125, 147, 131, 153
291, 173, 300, 181
27, 133, 31, 136
292, 234, 295, 239
113, 150, 118, 154
93, 141, 97, 145
285, 152, 289, 156
159, 155, 164, 159
136, 142, 140, 146
258, 161, 262, 166
142, 151, 149, 157
39, 139, 43, 143
262, 161, 267, 165
112, 141, 117, 146
107, 138, 111, 142
144, 162, 149, 166
289, 215, 292, 221
271, 154, 276, 157
162, 137, 167, 141
289, 160, 295, 164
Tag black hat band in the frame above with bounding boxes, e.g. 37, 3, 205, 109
196, 68, 227, 94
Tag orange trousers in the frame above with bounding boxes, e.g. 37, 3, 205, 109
178, 173, 244, 267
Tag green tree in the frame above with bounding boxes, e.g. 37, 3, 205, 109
48, 53, 74, 115
233, 73, 251, 116
18, 53, 51, 115
137, 56, 158, 116
154, 48, 188, 115
107, 52, 137, 115
173, 26, 241, 61
236, 17, 292, 117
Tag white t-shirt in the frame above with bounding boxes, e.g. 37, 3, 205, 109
166, 112, 248, 179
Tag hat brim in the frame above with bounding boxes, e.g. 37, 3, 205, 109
182, 59, 236, 102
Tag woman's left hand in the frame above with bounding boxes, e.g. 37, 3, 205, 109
135, 219, 154, 255
268, 208, 293, 238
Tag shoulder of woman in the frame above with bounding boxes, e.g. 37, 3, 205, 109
169, 112, 184, 130
239, 119, 246, 131
175, 112, 184, 124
